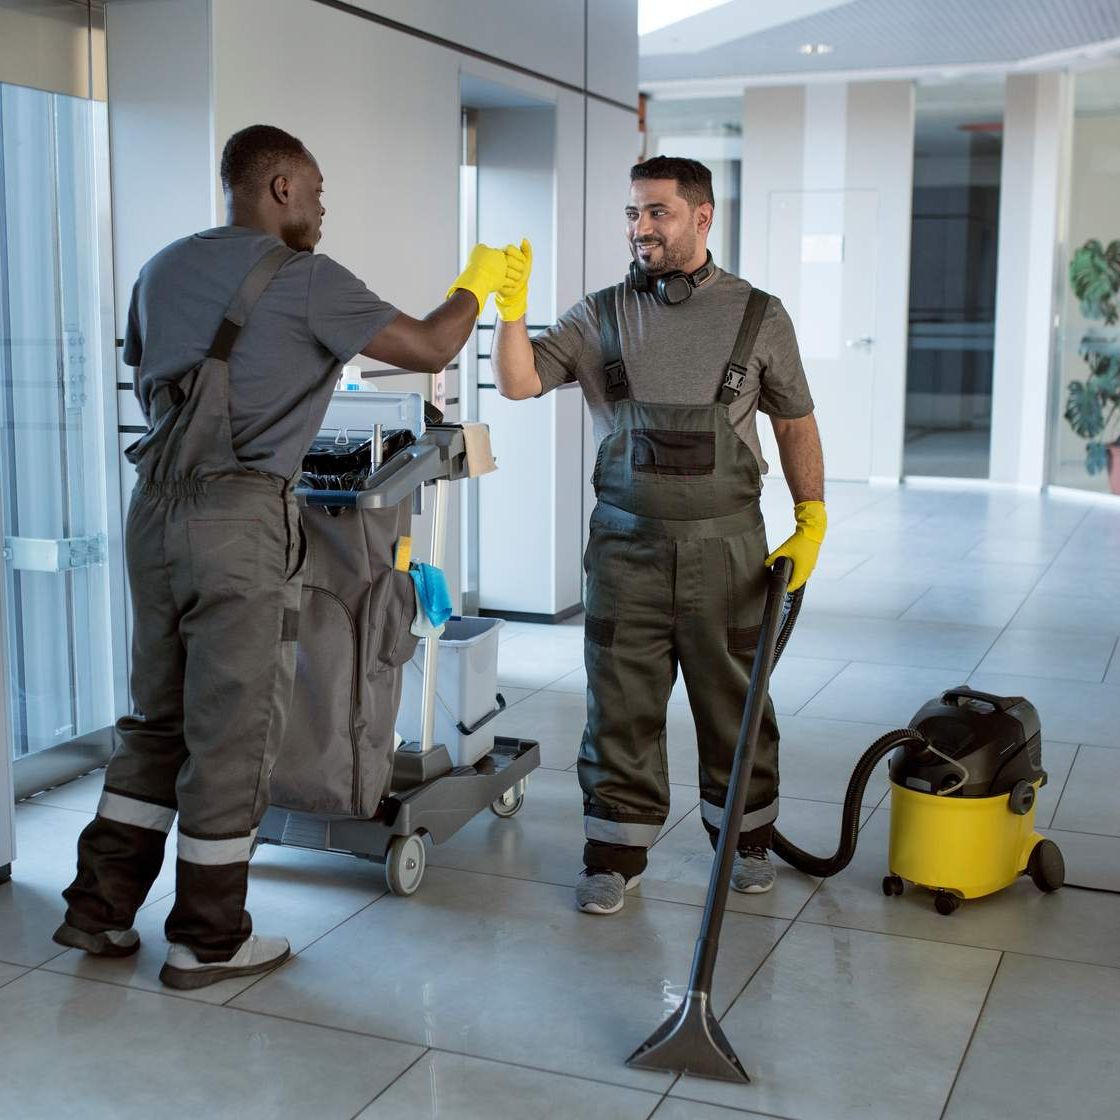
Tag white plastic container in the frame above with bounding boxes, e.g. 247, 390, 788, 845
396, 616, 505, 766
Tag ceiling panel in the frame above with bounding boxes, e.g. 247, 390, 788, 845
640, 0, 1120, 85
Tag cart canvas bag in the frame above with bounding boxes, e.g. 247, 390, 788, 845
269, 497, 419, 817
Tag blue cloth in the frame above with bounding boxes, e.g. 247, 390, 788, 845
409, 563, 453, 630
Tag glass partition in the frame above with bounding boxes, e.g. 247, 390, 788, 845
0, 81, 117, 763
1050, 65, 1120, 496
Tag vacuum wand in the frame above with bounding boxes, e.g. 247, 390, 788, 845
626, 556, 793, 1084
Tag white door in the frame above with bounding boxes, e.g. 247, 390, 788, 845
762, 189, 879, 482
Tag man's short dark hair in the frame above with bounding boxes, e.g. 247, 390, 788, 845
220, 124, 310, 196
630, 156, 715, 209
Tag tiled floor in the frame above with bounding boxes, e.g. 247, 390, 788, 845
3, 480, 1119, 1119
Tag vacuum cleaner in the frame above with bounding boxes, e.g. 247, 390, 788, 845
628, 558, 1067, 1084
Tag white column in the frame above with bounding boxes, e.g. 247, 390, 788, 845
990, 71, 1072, 488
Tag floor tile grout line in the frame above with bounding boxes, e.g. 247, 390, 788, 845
222, 891, 394, 1007
1100, 635, 1120, 684
15, 800, 96, 817
788, 659, 852, 717
937, 951, 1005, 1120
0, 965, 30, 991
792, 916, 1120, 973
1045, 744, 1082, 833
347, 1046, 431, 1118
661, 1092, 803, 1120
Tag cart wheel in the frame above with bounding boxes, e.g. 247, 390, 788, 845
1027, 839, 1065, 893
490, 780, 526, 819
934, 890, 960, 916
882, 874, 904, 897
1008, 780, 1035, 816
385, 833, 426, 896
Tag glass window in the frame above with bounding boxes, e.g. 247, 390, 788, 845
0, 81, 116, 760
904, 78, 1005, 479
1050, 65, 1120, 496
644, 96, 742, 275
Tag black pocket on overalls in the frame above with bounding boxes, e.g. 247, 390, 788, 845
375, 569, 421, 669
631, 429, 715, 476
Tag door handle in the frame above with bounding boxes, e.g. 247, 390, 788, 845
845, 336, 875, 349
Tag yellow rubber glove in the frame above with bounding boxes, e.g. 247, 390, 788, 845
446, 243, 510, 317
765, 500, 827, 592
495, 239, 533, 322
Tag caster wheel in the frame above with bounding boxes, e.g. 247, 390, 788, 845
490, 780, 526, 819
934, 890, 960, 916
1027, 839, 1065, 892
882, 874, 904, 897
1008, 780, 1036, 816
385, 833, 426, 896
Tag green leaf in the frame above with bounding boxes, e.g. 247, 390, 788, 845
1085, 440, 1110, 475
1070, 239, 1120, 320
1065, 380, 1104, 438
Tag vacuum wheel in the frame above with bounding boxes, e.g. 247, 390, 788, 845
934, 890, 961, 916
882, 874, 904, 897
385, 833, 426, 896
490, 779, 526, 819
1027, 839, 1065, 893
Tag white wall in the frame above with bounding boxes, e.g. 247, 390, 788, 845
990, 71, 1071, 488
742, 81, 915, 484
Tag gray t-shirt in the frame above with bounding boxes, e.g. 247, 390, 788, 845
531, 267, 813, 474
124, 225, 399, 479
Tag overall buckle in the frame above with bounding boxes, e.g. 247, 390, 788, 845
604, 360, 629, 400
719, 362, 747, 404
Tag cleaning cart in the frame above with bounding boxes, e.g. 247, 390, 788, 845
257, 390, 539, 895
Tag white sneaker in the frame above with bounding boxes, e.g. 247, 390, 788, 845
731, 847, 776, 894
53, 922, 140, 958
576, 869, 642, 915
159, 933, 290, 991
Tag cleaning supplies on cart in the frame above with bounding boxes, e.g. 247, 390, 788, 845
409, 563, 453, 637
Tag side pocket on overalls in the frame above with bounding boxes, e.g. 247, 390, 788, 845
723, 527, 768, 654
583, 525, 621, 649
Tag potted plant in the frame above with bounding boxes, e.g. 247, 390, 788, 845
1064, 238, 1120, 494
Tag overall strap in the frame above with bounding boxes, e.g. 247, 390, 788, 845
593, 286, 630, 401
207, 243, 297, 360
718, 286, 770, 405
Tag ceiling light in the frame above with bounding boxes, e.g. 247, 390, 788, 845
799, 43, 834, 56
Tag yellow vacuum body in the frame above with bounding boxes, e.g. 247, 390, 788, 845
880, 688, 1065, 915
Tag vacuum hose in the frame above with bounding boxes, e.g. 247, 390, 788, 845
768, 585, 929, 879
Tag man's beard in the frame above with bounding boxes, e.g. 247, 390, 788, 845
632, 233, 697, 276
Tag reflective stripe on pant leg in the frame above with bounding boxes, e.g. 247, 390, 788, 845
177, 827, 258, 866
584, 816, 664, 847
97, 789, 177, 833
700, 797, 779, 834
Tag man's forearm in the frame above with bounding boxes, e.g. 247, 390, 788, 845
493, 317, 542, 400
425, 290, 480, 369
771, 413, 824, 503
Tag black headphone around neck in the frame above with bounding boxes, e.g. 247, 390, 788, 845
628, 252, 715, 305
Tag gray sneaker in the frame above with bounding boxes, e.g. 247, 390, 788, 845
159, 933, 290, 991
576, 869, 642, 915
731, 847, 776, 894
53, 922, 140, 958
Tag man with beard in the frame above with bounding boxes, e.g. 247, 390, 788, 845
492, 156, 826, 914
56, 124, 515, 983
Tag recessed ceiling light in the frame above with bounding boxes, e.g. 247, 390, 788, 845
799, 43, 834, 56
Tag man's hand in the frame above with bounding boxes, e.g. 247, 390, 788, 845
446, 243, 512, 317
766, 500, 827, 591
496, 239, 532, 322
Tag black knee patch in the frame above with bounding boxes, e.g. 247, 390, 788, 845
585, 615, 615, 647
728, 625, 760, 652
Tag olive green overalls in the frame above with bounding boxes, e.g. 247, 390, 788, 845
579, 283, 780, 879
63, 245, 307, 961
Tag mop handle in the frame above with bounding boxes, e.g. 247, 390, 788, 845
688, 557, 792, 996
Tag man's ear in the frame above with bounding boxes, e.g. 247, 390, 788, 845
696, 201, 714, 236
270, 174, 290, 206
